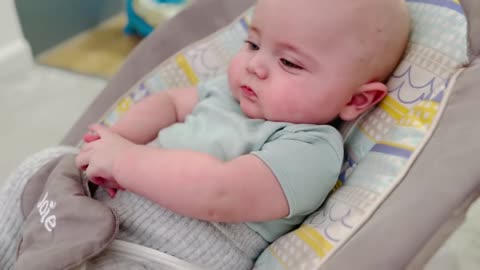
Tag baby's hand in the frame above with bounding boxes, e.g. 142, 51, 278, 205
91, 176, 124, 198
79, 131, 100, 172
79, 126, 126, 198
83, 131, 100, 143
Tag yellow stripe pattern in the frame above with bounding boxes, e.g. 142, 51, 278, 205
295, 225, 333, 259
175, 54, 199, 85
379, 95, 409, 122
331, 180, 343, 193
398, 100, 439, 129
115, 96, 133, 114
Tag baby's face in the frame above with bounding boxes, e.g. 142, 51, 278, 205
228, 0, 366, 124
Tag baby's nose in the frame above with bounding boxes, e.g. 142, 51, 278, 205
246, 55, 268, 79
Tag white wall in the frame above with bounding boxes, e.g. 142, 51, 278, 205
0, 0, 33, 78
0, 1, 23, 46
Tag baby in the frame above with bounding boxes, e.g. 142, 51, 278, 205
75, 0, 410, 269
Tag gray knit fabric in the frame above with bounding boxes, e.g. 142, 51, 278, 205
86, 253, 160, 269
95, 188, 268, 270
85, 249, 188, 270
0, 147, 268, 270
0, 146, 79, 270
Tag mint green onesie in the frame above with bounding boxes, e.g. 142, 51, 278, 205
156, 75, 344, 242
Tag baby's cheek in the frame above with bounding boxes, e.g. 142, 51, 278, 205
227, 57, 241, 81
264, 93, 293, 120
227, 58, 242, 97
271, 93, 318, 123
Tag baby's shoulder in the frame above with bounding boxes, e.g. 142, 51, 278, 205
266, 123, 344, 160
276, 124, 342, 144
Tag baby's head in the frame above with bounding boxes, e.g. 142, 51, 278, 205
228, 0, 410, 124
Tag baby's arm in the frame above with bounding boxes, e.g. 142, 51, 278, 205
112, 147, 289, 223
79, 87, 197, 197
109, 87, 198, 144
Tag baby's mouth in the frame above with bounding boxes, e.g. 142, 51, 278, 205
241, 85, 257, 97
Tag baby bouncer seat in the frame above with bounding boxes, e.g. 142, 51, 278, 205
16, 0, 480, 269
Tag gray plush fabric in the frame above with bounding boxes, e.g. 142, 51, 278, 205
407, 190, 480, 270
16, 155, 118, 270
0, 147, 78, 270
423, 196, 480, 270
461, 0, 480, 60
61, 0, 255, 145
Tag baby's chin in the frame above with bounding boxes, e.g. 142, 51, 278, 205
238, 101, 265, 120
240, 106, 260, 119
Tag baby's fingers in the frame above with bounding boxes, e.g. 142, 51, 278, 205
75, 151, 90, 171
101, 180, 124, 190
91, 177, 117, 198
106, 188, 118, 198
83, 132, 100, 143
91, 176, 105, 186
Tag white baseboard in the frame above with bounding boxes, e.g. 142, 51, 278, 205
0, 38, 33, 80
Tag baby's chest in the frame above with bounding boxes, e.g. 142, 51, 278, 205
156, 112, 281, 161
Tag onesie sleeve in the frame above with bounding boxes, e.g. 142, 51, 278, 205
251, 125, 343, 217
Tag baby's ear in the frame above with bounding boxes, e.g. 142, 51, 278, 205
339, 82, 387, 121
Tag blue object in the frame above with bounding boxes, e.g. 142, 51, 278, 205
124, 0, 187, 37
124, 0, 154, 37
154, 0, 186, 3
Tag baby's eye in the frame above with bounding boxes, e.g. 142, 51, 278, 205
280, 59, 303, 70
244, 40, 259, 51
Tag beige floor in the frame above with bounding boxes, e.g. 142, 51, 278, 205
37, 14, 141, 79
1, 15, 138, 186
0, 65, 106, 187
